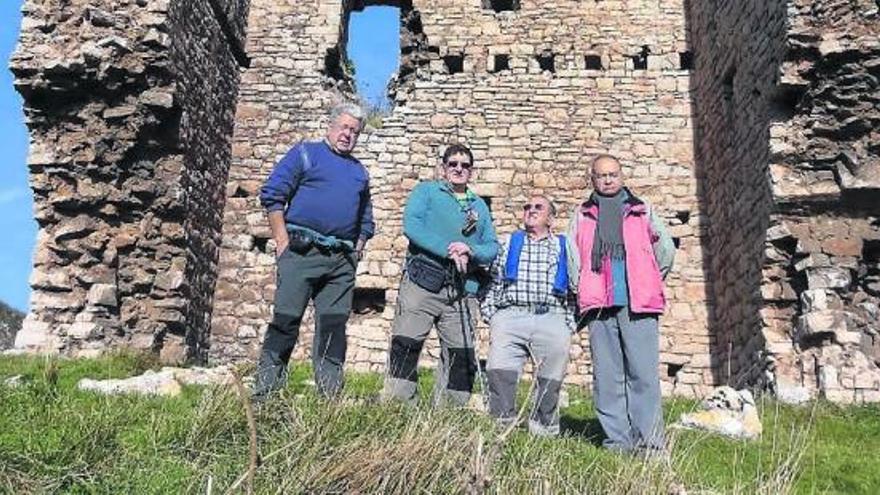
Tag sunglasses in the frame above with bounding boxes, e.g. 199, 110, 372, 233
523, 203, 546, 212
446, 161, 473, 170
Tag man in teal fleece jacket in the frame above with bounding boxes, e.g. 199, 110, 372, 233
383, 143, 499, 406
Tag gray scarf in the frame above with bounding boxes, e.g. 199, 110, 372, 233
590, 190, 627, 273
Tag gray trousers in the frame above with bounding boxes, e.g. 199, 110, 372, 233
486, 308, 571, 436
587, 306, 665, 451
253, 246, 355, 399
383, 276, 477, 407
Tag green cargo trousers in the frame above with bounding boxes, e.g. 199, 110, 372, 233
253, 245, 356, 399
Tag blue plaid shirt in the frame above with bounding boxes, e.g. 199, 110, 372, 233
481, 232, 577, 329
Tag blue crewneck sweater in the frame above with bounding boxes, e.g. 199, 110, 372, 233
260, 140, 374, 242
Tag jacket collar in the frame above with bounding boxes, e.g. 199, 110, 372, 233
439, 180, 476, 202
580, 187, 646, 218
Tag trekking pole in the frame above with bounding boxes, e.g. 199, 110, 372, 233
454, 270, 489, 410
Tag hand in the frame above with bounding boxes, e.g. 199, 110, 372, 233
355, 238, 366, 262
447, 242, 472, 257
450, 252, 469, 273
275, 236, 289, 259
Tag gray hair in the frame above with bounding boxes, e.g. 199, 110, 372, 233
590, 153, 622, 174
330, 103, 365, 127
534, 194, 557, 216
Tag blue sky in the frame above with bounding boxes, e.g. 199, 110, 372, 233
0, 4, 398, 312
0, 0, 31, 312
348, 6, 400, 108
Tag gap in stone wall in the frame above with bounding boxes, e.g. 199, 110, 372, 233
230, 184, 249, 198
491, 54, 510, 73
444, 54, 465, 74
322, 45, 354, 93
679, 51, 694, 70
722, 66, 736, 117
676, 210, 692, 224
353, 288, 387, 315
768, 85, 804, 123
482, 0, 521, 13
347, 4, 402, 110
480, 196, 494, 212
252, 235, 270, 253
632, 45, 650, 70
585, 54, 603, 70
667, 363, 684, 378
536, 52, 555, 73
350, 288, 387, 325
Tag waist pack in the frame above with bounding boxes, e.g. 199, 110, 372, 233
407, 256, 450, 293
288, 229, 313, 254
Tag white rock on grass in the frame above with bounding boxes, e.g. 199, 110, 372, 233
77, 366, 235, 397
165, 365, 235, 387
2, 375, 26, 388
673, 386, 762, 440
78, 369, 182, 397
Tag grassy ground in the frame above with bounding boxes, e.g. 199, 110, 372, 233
1, 354, 879, 494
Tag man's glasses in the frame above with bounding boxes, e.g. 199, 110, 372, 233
523, 203, 546, 212
446, 161, 472, 170
593, 172, 620, 181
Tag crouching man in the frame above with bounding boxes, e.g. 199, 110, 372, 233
481, 195, 577, 436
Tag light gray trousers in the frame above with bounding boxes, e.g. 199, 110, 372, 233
382, 276, 477, 407
587, 306, 665, 451
486, 307, 571, 436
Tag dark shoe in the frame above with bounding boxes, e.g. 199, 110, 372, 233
251, 362, 288, 402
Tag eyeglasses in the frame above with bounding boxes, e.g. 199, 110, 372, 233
331, 122, 361, 135
522, 203, 546, 212
446, 161, 472, 170
593, 172, 620, 181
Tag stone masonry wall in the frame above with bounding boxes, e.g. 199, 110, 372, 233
213, 0, 713, 396
11, 0, 249, 361
689, 0, 880, 402
763, 0, 880, 403
687, 0, 788, 389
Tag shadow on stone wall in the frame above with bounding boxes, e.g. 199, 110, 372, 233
685, 0, 788, 388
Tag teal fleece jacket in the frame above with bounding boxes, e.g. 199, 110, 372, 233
403, 180, 499, 293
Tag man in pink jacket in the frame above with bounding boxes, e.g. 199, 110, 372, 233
567, 154, 675, 455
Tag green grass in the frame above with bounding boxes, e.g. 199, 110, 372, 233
1, 353, 879, 494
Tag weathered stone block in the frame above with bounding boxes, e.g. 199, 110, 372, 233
805, 267, 851, 290
87, 284, 118, 307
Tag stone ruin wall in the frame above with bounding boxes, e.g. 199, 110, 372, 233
213, 0, 713, 396
689, 0, 880, 403
11, 0, 880, 402
11, 0, 250, 362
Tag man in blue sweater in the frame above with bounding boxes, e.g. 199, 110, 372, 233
253, 103, 374, 400
382, 144, 499, 407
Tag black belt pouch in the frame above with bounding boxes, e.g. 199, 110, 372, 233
288, 230, 313, 254
407, 256, 448, 293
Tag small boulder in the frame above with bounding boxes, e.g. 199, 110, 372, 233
78, 369, 182, 397
166, 366, 234, 387
674, 386, 762, 440
76, 366, 235, 397
2, 375, 26, 388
